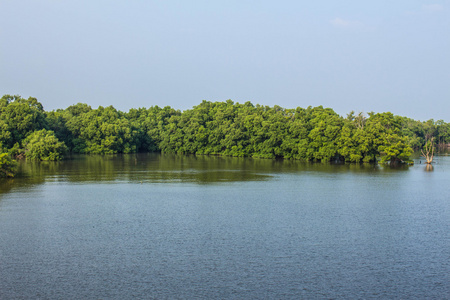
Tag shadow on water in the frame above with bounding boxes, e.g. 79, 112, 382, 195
1, 153, 412, 195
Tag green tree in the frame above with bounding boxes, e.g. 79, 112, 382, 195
0, 94, 424, 164
64, 105, 141, 154
365, 112, 413, 164
378, 134, 413, 164
0, 152, 16, 177
306, 106, 343, 161
0, 95, 47, 148
22, 129, 68, 161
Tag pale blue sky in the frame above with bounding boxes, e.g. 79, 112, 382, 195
1, 0, 449, 121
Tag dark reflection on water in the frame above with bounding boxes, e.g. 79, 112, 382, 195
0, 154, 449, 299
2, 153, 411, 192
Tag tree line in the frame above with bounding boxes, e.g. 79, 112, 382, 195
1, 95, 449, 176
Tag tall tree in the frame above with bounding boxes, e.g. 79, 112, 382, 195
0, 95, 47, 148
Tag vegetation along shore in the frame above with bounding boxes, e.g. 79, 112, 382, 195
1, 94, 448, 177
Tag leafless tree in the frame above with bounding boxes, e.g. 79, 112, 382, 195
421, 137, 435, 164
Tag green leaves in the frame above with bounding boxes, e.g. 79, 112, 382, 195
378, 134, 412, 164
3, 94, 443, 164
22, 129, 68, 161
0, 152, 16, 177
63, 105, 143, 154
0, 95, 47, 148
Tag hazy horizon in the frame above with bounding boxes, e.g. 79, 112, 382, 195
1, 1, 449, 122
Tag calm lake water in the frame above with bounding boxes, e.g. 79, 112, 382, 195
0, 154, 449, 299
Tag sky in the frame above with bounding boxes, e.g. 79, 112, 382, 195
1, 0, 449, 121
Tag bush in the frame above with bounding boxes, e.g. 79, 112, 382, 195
0, 152, 16, 177
23, 129, 68, 161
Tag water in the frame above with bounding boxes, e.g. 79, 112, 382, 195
0, 154, 449, 299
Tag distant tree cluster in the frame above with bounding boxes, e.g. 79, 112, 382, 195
1, 94, 449, 176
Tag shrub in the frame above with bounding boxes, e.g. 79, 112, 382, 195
0, 152, 16, 177
23, 129, 68, 161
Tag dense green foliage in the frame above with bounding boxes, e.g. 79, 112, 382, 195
0, 95, 47, 149
0, 152, 16, 177
1, 94, 449, 166
22, 129, 68, 161
0, 141, 17, 177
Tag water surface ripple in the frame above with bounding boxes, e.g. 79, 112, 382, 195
0, 154, 449, 298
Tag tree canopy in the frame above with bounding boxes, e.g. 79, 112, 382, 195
1, 94, 449, 167
22, 129, 68, 161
